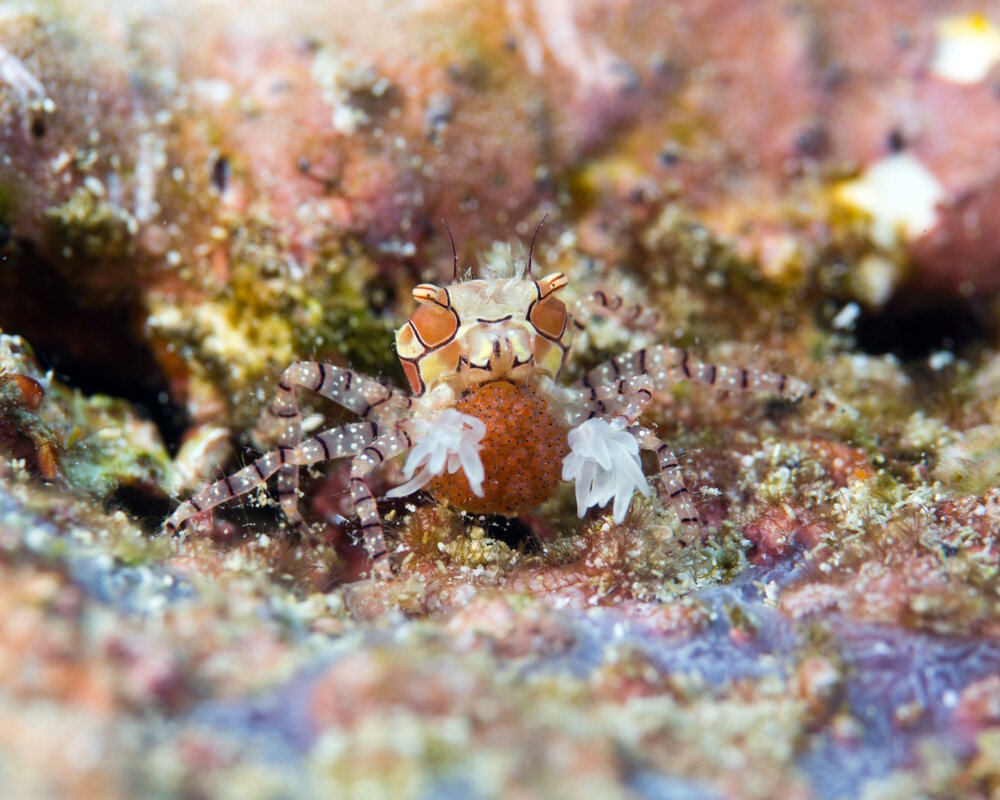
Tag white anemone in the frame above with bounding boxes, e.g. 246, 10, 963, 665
386, 409, 487, 498
561, 417, 652, 524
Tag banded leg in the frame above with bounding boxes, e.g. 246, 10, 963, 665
585, 375, 654, 422
347, 429, 414, 580
632, 427, 701, 535
269, 362, 411, 530
164, 422, 378, 534
583, 345, 836, 410
548, 375, 655, 428
569, 290, 663, 332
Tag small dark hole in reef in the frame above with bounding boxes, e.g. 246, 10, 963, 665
211, 154, 231, 193
886, 128, 905, 153
795, 124, 828, 158
30, 116, 46, 138
30, 324, 188, 456
41, 341, 190, 458
476, 514, 542, 553
111, 485, 174, 528
762, 396, 800, 422
852, 294, 991, 361
658, 147, 680, 167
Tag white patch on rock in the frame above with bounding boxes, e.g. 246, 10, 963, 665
831, 302, 861, 331
834, 153, 945, 248
931, 15, 1000, 84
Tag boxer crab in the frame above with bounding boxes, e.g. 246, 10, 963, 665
165, 238, 829, 580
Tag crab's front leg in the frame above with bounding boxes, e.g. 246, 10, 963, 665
584, 375, 655, 423
550, 376, 663, 525
164, 421, 378, 535
268, 361, 411, 530
555, 377, 701, 530
631, 426, 701, 532
347, 428, 415, 581
552, 375, 656, 429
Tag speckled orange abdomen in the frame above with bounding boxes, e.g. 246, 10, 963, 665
429, 380, 569, 515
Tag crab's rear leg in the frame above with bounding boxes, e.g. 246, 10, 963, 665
584, 345, 837, 410
570, 290, 663, 332
268, 361, 411, 531
346, 428, 414, 581
164, 421, 379, 535
632, 426, 701, 539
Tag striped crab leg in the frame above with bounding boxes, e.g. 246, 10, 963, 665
267, 362, 410, 529
631, 426, 701, 532
550, 375, 656, 428
569, 290, 663, 332
346, 428, 414, 580
164, 422, 378, 535
547, 377, 701, 532
582, 345, 837, 410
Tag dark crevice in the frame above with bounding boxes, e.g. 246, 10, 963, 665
0, 241, 188, 454
111, 486, 174, 528
33, 344, 188, 456
852, 294, 992, 362
474, 514, 542, 554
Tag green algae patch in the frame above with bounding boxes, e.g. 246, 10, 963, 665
58, 392, 173, 500
1, 329, 174, 507
149, 228, 402, 432
934, 424, 1000, 497
291, 269, 401, 383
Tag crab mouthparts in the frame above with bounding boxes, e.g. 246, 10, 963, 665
467, 328, 530, 374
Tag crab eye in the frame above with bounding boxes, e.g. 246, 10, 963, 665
412, 283, 450, 307
529, 295, 567, 341
537, 272, 568, 295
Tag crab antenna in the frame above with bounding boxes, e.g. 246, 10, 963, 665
442, 220, 459, 281
527, 213, 549, 278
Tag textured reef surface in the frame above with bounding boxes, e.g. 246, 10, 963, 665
2, 1, 1000, 798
